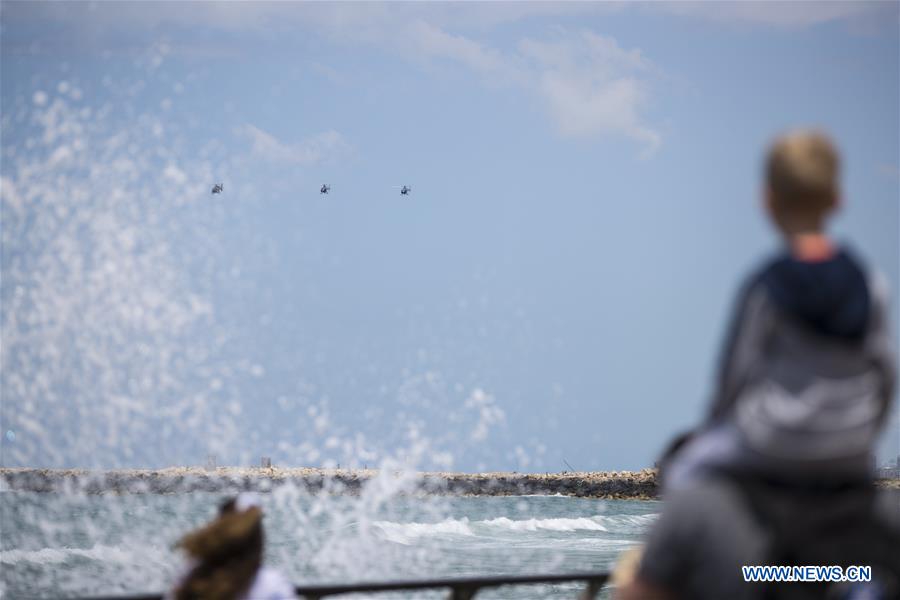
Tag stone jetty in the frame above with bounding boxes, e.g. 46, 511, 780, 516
4, 468, 897, 498
0, 467, 660, 499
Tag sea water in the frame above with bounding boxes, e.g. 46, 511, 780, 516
0, 490, 658, 599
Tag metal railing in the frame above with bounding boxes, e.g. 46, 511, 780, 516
79, 571, 610, 600
294, 572, 610, 599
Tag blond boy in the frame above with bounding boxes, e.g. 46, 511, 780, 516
665, 130, 895, 490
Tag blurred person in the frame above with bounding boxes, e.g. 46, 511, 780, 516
616, 478, 900, 600
616, 131, 900, 599
167, 492, 296, 600
664, 130, 895, 492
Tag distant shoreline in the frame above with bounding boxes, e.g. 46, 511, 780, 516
1, 466, 661, 499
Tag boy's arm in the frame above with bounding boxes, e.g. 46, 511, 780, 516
707, 279, 774, 422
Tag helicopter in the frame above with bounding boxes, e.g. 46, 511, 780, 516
211, 183, 224, 194
320, 184, 330, 194
400, 185, 411, 196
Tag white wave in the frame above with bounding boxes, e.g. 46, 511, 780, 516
481, 516, 608, 532
373, 512, 660, 544
373, 518, 475, 545
0, 544, 160, 566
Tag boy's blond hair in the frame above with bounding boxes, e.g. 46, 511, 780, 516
765, 130, 840, 222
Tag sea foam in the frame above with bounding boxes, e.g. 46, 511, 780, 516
0, 544, 168, 566
373, 512, 659, 545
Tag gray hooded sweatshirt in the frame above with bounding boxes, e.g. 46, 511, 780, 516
673, 246, 896, 487
710, 244, 896, 481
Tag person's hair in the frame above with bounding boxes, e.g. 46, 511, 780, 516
765, 130, 840, 227
174, 500, 264, 600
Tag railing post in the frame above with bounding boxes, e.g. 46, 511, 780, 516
579, 581, 603, 600
448, 584, 478, 600
579, 580, 602, 600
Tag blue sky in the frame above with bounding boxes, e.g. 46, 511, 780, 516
1, 2, 898, 471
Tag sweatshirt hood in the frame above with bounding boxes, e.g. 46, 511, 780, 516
761, 247, 870, 340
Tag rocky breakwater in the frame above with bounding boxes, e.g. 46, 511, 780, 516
426, 469, 659, 499
0, 467, 660, 499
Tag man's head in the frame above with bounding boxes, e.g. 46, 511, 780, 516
765, 130, 841, 235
